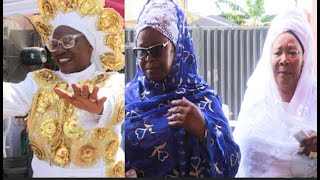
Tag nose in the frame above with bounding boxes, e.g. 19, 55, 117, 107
52, 43, 67, 56
279, 53, 289, 66
144, 51, 155, 62
279, 58, 289, 66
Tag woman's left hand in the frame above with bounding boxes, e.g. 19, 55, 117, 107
167, 97, 206, 140
54, 83, 107, 115
299, 131, 317, 159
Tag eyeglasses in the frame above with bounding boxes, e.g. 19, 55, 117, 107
133, 40, 170, 60
46, 33, 84, 52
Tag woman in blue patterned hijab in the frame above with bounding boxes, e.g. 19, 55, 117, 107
125, 0, 240, 177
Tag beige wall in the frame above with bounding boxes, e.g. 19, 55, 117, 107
302, 0, 317, 78
311, 0, 317, 78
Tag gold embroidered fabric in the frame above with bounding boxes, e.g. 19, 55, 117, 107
27, 69, 124, 175
106, 160, 125, 177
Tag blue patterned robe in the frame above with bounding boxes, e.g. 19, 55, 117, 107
125, 0, 240, 177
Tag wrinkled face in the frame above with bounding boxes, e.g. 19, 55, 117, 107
51, 26, 93, 74
271, 32, 304, 92
136, 27, 175, 82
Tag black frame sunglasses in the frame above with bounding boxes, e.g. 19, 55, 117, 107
133, 40, 170, 60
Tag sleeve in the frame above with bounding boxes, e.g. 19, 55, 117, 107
77, 73, 125, 129
200, 95, 241, 177
3, 73, 38, 119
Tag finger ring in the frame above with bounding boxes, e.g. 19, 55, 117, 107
309, 151, 317, 159
82, 94, 89, 98
89, 97, 96, 102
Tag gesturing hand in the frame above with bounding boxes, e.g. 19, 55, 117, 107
54, 83, 107, 115
167, 97, 206, 139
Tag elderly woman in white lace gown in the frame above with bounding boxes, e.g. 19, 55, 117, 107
233, 8, 317, 177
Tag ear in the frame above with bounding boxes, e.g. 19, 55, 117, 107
300, 59, 304, 73
88, 44, 93, 53
171, 44, 176, 54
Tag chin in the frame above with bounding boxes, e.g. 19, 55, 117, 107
59, 68, 72, 74
146, 76, 164, 82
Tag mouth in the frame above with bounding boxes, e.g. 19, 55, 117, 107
278, 71, 291, 75
58, 57, 71, 64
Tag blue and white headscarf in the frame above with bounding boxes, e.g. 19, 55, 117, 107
125, 0, 240, 177
135, 0, 179, 46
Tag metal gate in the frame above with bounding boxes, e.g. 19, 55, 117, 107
125, 27, 269, 120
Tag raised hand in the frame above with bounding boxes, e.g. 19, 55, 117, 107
54, 83, 107, 115
167, 97, 206, 140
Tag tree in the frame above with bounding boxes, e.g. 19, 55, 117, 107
215, 0, 276, 26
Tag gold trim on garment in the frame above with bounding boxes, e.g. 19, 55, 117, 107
166, 169, 179, 178
30, 141, 46, 160
96, 8, 122, 34
27, 69, 124, 170
100, 52, 125, 71
93, 128, 113, 140
40, 118, 61, 138
110, 93, 124, 126
63, 116, 85, 139
189, 156, 206, 177
52, 141, 70, 167
104, 30, 124, 52
30, 15, 53, 44
71, 139, 102, 167
55, 0, 77, 12
149, 142, 169, 162
103, 139, 119, 163
106, 161, 125, 177
77, 0, 104, 16
33, 68, 57, 85
36, 90, 55, 113
38, 0, 57, 20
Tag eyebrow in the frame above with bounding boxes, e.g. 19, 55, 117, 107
272, 43, 300, 50
287, 44, 299, 49
53, 33, 80, 39
136, 41, 165, 48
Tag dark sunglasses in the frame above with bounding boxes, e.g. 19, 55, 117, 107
133, 40, 170, 60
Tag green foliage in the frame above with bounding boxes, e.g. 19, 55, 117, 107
186, 11, 201, 24
220, 12, 247, 25
215, 0, 275, 26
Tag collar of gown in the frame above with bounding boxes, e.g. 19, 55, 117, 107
56, 63, 97, 85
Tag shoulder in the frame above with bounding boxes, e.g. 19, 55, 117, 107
107, 71, 125, 79
93, 72, 125, 90
31, 68, 58, 85
105, 72, 124, 84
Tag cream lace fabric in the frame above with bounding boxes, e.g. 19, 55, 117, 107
233, 8, 317, 177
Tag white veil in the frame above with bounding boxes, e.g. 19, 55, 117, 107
233, 8, 317, 177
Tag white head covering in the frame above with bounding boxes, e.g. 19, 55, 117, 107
50, 11, 112, 71
134, 0, 179, 45
239, 7, 316, 117
233, 8, 317, 177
